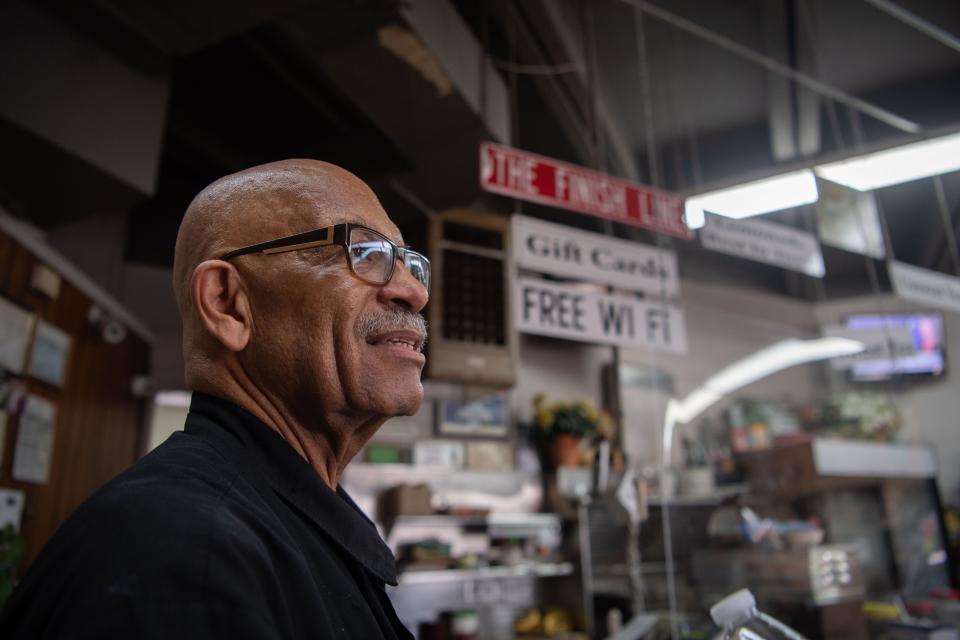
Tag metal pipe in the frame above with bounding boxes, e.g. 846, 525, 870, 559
534, 0, 642, 180
616, 0, 922, 134
864, 0, 960, 55
932, 174, 960, 276
578, 499, 596, 639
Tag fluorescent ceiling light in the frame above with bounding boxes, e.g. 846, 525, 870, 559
684, 170, 819, 229
662, 336, 864, 463
816, 131, 960, 191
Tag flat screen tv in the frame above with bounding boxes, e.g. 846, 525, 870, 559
844, 313, 946, 381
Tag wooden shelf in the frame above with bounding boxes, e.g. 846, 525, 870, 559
396, 561, 574, 585
649, 483, 748, 506
393, 512, 561, 530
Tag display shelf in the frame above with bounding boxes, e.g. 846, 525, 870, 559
392, 514, 487, 528
344, 462, 544, 516
393, 512, 561, 530
593, 561, 675, 576
556, 467, 746, 507
397, 561, 574, 585
810, 438, 936, 478
345, 462, 535, 492
648, 483, 748, 506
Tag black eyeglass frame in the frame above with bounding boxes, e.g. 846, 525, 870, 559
220, 222, 430, 289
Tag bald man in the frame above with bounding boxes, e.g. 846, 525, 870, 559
0, 160, 428, 639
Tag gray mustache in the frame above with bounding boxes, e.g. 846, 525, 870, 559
358, 308, 428, 350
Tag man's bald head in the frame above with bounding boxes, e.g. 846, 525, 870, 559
172, 159, 383, 315
170, 159, 428, 481
172, 159, 407, 399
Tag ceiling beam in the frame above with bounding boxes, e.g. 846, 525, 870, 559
863, 0, 960, 55
616, 0, 922, 135
401, 0, 511, 144
534, 0, 641, 180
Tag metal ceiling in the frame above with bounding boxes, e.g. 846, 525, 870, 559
6, 0, 960, 303
461, 0, 960, 297
476, 0, 960, 184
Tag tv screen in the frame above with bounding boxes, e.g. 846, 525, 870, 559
844, 313, 946, 381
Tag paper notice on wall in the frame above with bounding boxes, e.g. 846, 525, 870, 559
889, 260, 960, 315
514, 276, 687, 353
0, 488, 26, 531
0, 297, 35, 374
12, 394, 56, 484
700, 213, 825, 277
28, 320, 71, 387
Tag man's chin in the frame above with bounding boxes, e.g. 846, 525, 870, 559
391, 385, 425, 417
365, 381, 424, 418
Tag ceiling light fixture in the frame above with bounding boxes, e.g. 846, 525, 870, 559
684, 170, 819, 229
682, 131, 960, 231
815, 131, 960, 192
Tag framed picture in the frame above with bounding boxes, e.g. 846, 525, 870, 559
465, 441, 512, 471
437, 391, 509, 438
413, 440, 465, 469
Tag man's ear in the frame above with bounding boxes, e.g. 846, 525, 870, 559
190, 260, 252, 352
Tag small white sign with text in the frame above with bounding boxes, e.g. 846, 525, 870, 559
889, 260, 960, 315
701, 213, 825, 278
512, 215, 680, 296
514, 277, 687, 353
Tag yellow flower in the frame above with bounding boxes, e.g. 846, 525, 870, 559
536, 408, 554, 429
584, 405, 599, 422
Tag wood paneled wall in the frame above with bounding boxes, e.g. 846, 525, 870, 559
0, 229, 151, 570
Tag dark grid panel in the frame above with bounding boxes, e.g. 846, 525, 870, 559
441, 249, 506, 345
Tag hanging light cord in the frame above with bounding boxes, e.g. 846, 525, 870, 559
491, 59, 582, 75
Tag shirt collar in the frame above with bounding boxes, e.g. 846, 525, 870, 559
184, 392, 398, 585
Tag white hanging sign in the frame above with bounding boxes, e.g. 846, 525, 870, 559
480, 141, 691, 238
514, 277, 687, 353
511, 215, 680, 297
889, 260, 960, 315
700, 214, 825, 278
814, 176, 885, 259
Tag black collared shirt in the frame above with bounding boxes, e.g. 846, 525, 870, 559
0, 393, 413, 639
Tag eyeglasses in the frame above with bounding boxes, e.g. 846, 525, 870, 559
220, 223, 431, 291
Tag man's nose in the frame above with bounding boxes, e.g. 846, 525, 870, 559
378, 259, 429, 312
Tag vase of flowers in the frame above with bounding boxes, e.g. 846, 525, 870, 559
531, 394, 612, 468
549, 433, 581, 467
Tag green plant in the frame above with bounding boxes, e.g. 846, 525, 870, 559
819, 391, 901, 440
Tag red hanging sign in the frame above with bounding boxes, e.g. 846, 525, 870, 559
479, 141, 691, 239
